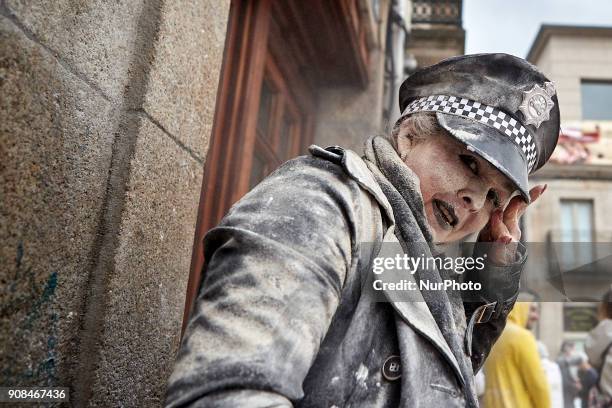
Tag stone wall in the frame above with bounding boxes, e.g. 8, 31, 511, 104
0, 0, 229, 405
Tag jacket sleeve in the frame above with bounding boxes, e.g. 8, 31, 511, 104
165, 156, 372, 407
463, 243, 527, 372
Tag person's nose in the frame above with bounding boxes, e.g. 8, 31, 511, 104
458, 187, 487, 213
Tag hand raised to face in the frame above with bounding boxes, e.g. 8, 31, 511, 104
477, 184, 547, 263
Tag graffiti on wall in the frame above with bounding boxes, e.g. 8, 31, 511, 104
1, 242, 59, 386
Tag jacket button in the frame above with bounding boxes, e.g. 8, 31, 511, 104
382, 355, 402, 381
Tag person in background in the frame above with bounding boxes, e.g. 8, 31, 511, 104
558, 341, 582, 408
585, 288, 612, 407
483, 301, 551, 407
575, 352, 598, 408
538, 341, 564, 408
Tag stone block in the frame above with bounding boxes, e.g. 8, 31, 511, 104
89, 118, 203, 406
4, 0, 145, 101
143, 0, 230, 158
0, 17, 116, 387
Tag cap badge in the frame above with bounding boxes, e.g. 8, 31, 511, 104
519, 82, 556, 128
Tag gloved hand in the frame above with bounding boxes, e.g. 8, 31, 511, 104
465, 183, 545, 302
477, 184, 546, 264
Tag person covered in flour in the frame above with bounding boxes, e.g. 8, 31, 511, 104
165, 54, 560, 408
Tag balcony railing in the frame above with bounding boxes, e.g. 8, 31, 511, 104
546, 229, 612, 244
411, 0, 462, 26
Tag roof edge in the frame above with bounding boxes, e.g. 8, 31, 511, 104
527, 24, 612, 62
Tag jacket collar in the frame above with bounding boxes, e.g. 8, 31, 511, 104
342, 148, 465, 387
312, 143, 466, 388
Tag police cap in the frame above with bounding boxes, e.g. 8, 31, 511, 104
398, 53, 561, 202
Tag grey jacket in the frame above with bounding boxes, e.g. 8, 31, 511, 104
165, 146, 521, 407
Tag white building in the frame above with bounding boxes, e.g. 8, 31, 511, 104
525, 25, 612, 357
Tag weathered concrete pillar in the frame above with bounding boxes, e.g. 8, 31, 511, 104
0, 1, 229, 405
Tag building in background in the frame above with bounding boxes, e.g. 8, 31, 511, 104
524, 25, 612, 358
405, 0, 464, 69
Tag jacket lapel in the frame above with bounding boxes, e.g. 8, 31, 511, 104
338, 148, 465, 386
380, 227, 465, 387
342, 150, 396, 225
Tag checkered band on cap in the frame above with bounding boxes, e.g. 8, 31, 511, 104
402, 95, 538, 171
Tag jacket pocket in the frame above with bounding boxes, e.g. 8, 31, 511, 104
430, 383, 459, 398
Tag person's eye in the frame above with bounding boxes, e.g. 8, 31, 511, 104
460, 154, 479, 175
487, 189, 501, 208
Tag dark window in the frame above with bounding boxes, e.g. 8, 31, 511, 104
257, 79, 275, 138
581, 80, 612, 120
249, 150, 267, 189
278, 112, 295, 158
563, 303, 598, 333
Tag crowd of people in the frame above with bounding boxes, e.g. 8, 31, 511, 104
476, 289, 612, 407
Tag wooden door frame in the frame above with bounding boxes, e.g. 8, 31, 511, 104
183, 0, 370, 334
182, 0, 317, 333
182, 0, 272, 332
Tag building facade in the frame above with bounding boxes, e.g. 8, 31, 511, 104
405, 0, 464, 69
525, 25, 612, 358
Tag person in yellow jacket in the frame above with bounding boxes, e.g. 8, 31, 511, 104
483, 301, 551, 408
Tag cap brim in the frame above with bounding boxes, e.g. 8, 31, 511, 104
435, 112, 531, 203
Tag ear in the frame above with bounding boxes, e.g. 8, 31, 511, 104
396, 129, 413, 160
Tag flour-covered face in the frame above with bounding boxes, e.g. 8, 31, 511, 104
398, 128, 519, 243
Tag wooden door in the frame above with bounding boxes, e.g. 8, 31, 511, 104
182, 0, 315, 331
249, 54, 313, 190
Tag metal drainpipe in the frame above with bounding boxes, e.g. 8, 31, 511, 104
384, 0, 410, 125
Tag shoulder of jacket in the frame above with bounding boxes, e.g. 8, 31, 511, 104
308, 145, 395, 225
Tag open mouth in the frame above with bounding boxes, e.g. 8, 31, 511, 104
432, 199, 459, 230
